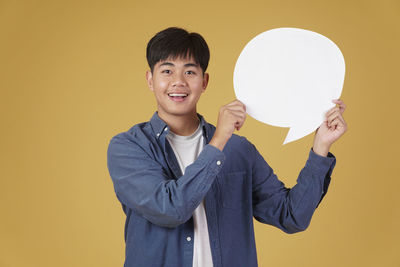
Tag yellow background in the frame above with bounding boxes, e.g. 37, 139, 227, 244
1, 0, 399, 266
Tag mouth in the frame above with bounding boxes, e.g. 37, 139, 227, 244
168, 93, 189, 102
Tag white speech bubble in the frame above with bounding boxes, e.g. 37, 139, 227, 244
233, 27, 345, 144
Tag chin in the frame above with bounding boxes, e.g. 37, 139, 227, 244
164, 108, 196, 117
170, 111, 193, 116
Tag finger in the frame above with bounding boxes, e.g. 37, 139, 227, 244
220, 106, 246, 118
328, 117, 344, 130
227, 100, 246, 112
330, 118, 347, 132
326, 109, 341, 122
332, 99, 346, 114
229, 110, 247, 122
327, 108, 347, 125
226, 99, 245, 108
229, 110, 246, 129
327, 109, 340, 121
329, 117, 347, 129
332, 99, 343, 104
337, 114, 347, 129
330, 118, 341, 128
326, 99, 346, 117
325, 106, 340, 118
225, 104, 246, 113
236, 117, 247, 130
336, 114, 346, 125
327, 111, 344, 127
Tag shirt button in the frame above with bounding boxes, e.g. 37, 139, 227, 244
216, 160, 221, 166
164, 127, 168, 131
156, 133, 160, 137
186, 236, 191, 242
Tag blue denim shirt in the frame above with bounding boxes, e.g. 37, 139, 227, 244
107, 112, 336, 267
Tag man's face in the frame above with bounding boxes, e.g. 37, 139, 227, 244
146, 56, 209, 119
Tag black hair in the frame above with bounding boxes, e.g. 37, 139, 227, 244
146, 27, 210, 74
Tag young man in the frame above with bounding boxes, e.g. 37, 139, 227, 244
107, 27, 347, 267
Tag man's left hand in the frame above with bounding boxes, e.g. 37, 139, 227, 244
312, 99, 348, 156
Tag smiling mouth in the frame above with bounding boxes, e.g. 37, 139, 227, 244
168, 93, 188, 102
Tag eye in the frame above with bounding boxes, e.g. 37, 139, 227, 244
162, 69, 171, 74
186, 70, 196, 75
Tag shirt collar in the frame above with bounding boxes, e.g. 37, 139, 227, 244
149, 112, 211, 141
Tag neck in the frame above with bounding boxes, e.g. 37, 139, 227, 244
157, 110, 200, 136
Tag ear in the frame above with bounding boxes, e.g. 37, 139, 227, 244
146, 70, 154, 91
202, 72, 209, 93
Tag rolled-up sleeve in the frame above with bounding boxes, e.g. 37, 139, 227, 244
251, 144, 336, 234
107, 136, 225, 228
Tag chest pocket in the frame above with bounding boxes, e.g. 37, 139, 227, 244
217, 171, 248, 210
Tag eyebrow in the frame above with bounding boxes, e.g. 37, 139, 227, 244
159, 62, 199, 68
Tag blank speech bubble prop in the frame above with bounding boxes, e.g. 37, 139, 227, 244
233, 27, 345, 144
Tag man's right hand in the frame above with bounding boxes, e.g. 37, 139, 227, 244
209, 100, 247, 151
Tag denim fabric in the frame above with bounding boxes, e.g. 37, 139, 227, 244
107, 112, 336, 267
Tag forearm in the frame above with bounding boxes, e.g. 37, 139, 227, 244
209, 132, 229, 151
284, 149, 336, 230
312, 139, 331, 157
108, 140, 225, 228
252, 147, 336, 233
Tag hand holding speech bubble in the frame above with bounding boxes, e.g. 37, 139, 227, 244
233, 27, 345, 144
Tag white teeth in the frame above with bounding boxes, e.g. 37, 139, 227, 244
168, 93, 188, 97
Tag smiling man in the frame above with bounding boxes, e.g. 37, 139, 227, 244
107, 27, 347, 267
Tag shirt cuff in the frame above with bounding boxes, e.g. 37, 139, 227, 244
306, 148, 336, 175
197, 144, 226, 175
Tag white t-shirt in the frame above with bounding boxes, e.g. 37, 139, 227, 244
166, 124, 214, 267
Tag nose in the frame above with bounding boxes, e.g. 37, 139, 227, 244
172, 72, 187, 87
